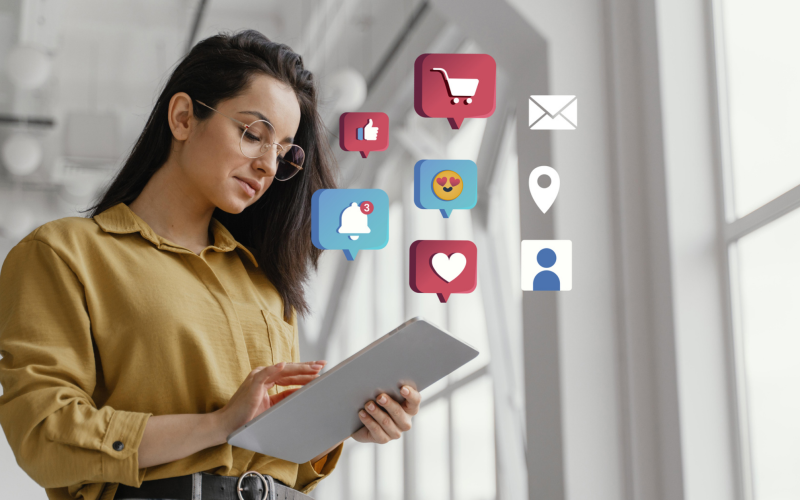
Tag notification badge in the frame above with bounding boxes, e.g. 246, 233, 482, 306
312, 189, 389, 261
409, 240, 478, 303
414, 159, 478, 218
339, 112, 389, 158
414, 53, 496, 129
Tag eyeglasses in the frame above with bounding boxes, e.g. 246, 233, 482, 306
195, 99, 305, 181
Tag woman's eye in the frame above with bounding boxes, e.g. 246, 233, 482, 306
243, 131, 261, 143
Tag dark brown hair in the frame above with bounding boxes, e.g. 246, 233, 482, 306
86, 30, 338, 320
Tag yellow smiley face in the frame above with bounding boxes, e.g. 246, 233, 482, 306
432, 170, 464, 201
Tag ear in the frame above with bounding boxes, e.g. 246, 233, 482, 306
167, 92, 195, 141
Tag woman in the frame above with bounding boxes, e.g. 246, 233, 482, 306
0, 30, 419, 500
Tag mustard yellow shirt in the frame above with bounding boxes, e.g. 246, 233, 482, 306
0, 202, 342, 500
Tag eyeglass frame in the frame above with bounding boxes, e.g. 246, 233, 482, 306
194, 99, 304, 181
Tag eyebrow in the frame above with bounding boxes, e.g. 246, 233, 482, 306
239, 110, 294, 143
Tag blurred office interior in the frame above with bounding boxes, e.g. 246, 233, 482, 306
1, 1, 799, 499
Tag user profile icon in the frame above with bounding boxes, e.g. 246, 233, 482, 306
521, 240, 572, 291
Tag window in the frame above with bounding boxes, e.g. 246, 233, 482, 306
715, 1, 800, 498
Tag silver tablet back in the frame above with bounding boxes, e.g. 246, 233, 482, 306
227, 316, 479, 464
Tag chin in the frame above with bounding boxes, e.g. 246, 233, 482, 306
214, 195, 251, 215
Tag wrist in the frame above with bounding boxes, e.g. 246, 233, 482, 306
206, 409, 231, 447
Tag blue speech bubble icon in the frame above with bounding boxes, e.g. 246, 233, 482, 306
312, 189, 389, 261
414, 159, 478, 218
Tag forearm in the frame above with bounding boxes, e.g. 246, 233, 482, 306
138, 411, 226, 469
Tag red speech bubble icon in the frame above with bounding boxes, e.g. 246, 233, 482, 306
414, 53, 496, 129
339, 112, 389, 158
409, 240, 478, 303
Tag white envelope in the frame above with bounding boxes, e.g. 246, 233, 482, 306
529, 95, 577, 130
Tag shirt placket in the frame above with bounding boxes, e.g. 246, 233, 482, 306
160, 243, 253, 380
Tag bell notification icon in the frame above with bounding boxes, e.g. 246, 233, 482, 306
312, 189, 389, 260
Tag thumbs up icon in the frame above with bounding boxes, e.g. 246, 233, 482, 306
357, 119, 379, 141
340, 112, 389, 158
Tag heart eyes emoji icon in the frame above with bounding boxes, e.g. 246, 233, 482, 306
432, 170, 464, 201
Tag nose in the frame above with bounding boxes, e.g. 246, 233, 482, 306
253, 146, 279, 177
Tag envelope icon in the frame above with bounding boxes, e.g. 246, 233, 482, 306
529, 95, 577, 130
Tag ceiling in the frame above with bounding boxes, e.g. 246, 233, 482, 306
0, 0, 424, 208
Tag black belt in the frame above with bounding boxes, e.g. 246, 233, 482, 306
114, 470, 314, 500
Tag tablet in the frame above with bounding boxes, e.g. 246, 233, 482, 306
226, 316, 479, 464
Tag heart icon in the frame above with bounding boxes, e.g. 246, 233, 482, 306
449, 177, 460, 186
431, 252, 467, 282
436, 177, 447, 186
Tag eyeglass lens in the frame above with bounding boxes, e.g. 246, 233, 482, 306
240, 120, 304, 180
276, 146, 305, 180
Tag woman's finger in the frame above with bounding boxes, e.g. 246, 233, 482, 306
271, 363, 323, 378
259, 363, 317, 384
359, 408, 393, 444
269, 388, 299, 405
400, 385, 421, 416
365, 400, 402, 440
273, 374, 321, 385
375, 393, 412, 431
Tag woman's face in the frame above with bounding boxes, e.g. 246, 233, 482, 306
176, 74, 302, 214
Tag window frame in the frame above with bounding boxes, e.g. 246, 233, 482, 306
709, 1, 800, 499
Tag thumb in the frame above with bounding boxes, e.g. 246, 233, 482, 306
270, 387, 300, 405
366, 119, 374, 128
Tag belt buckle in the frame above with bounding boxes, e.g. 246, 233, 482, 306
236, 470, 275, 500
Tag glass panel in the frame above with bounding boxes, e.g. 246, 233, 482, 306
735, 207, 800, 499
377, 435, 404, 500
446, 209, 490, 382
720, 1, 800, 217
452, 376, 496, 500
349, 443, 376, 500
374, 203, 405, 336
415, 398, 450, 500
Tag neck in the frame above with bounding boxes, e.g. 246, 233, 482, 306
128, 157, 215, 253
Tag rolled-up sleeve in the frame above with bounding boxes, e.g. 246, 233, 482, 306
294, 441, 344, 494
0, 237, 152, 488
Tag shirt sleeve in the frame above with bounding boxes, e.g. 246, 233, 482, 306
0, 238, 152, 489
293, 441, 345, 494
313, 454, 328, 473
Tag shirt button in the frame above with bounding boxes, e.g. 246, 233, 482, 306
113, 441, 125, 451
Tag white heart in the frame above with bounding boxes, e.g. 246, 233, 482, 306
431, 252, 467, 282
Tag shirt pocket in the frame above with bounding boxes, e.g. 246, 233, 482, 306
261, 309, 296, 365
237, 307, 274, 369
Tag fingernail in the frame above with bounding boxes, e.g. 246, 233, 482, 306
359, 410, 367, 417
378, 396, 387, 404
401, 387, 410, 395
367, 403, 375, 411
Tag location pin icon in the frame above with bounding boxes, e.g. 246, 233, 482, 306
529, 166, 560, 213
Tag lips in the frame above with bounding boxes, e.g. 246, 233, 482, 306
234, 176, 261, 197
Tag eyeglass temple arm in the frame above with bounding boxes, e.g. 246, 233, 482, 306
196, 98, 298, 158
195, 99, 250, 128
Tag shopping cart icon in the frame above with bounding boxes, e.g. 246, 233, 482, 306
431, 68, 479, 105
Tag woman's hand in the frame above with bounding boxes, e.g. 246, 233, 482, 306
214, 361, 326, 438
351, 385, 421, 444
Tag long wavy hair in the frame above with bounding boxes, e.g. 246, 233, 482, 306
86, 30, 338, 320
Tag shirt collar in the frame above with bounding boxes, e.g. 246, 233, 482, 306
93, 202, 259, 267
